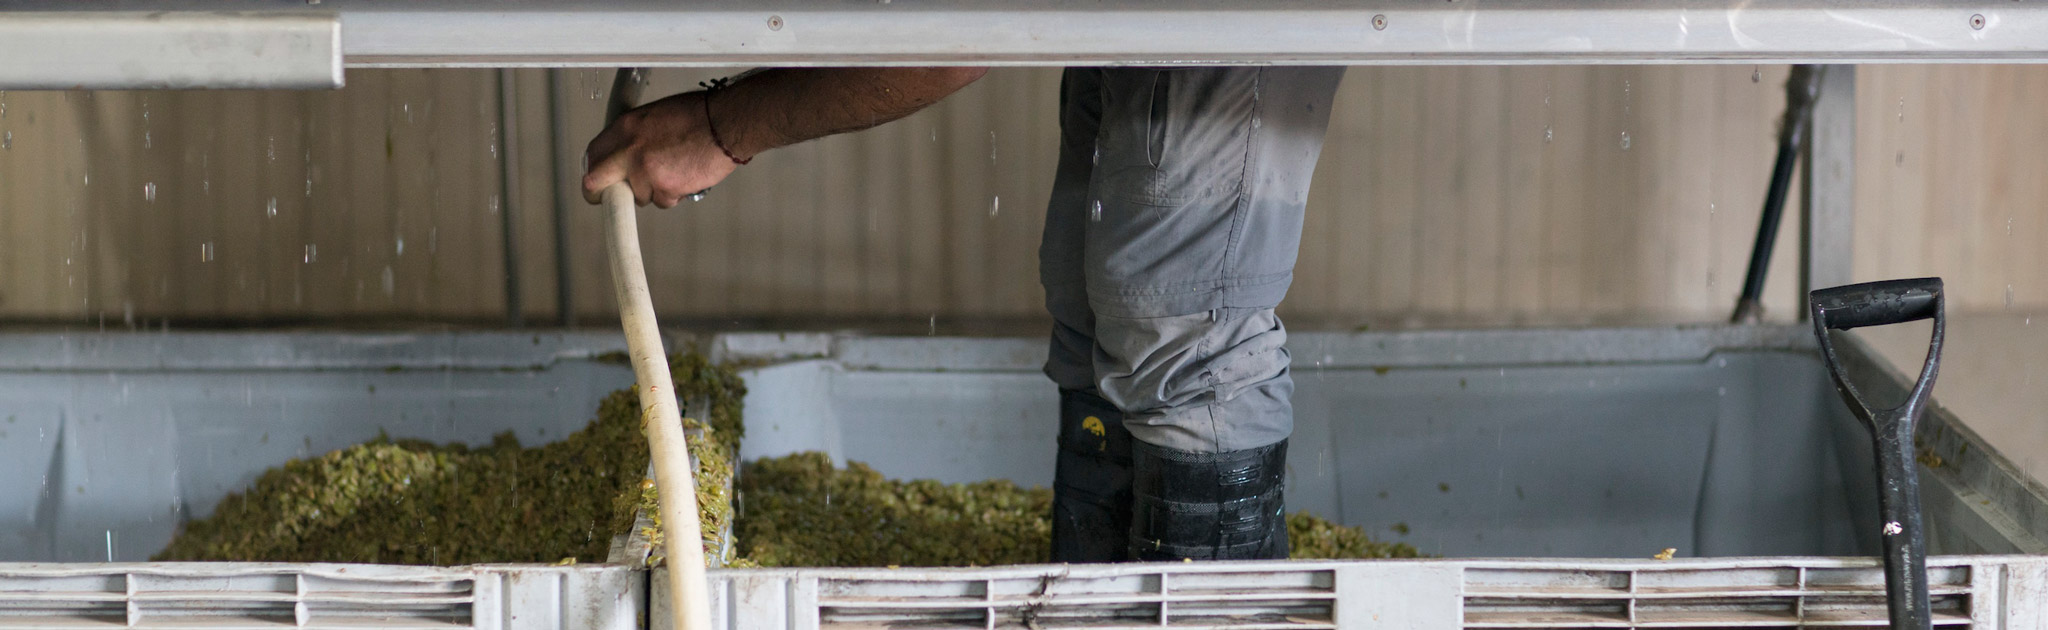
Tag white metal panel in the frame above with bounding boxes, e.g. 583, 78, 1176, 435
13, 0, 2048, 67
326, 0, 2048, 67
0, 12, 340, 89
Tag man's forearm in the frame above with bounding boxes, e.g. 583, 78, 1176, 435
580, 66, 983, 207
707, 67, 987, 161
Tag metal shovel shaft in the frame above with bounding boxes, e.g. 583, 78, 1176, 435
1870, 409, 1931, 630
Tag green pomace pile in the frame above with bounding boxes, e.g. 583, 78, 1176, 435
734, 452, 1422, 566
736, 452, 1052, 567
158, 353, 1419, 566
155, 353, 743, 565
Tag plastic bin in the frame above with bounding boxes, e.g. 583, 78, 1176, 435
0, 562, 640, 629
679, 324, 2048, 628
720, 325, 2047, 559
0, 331, 643, 564
0, 331, 656, 630
3, 325, 2045, 628
684, 556, 2048, 629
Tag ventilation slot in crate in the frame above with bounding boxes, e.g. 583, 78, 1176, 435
0, 568, 475, 629
1463, 564, 1974, 628
818, 568, 1337, 628
0, 572, 129, 629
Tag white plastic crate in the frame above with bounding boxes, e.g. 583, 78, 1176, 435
674, 556, 2048, 629
0, 563, 640, 630
677, 325, 2048, 628
4, 326, 2047, 629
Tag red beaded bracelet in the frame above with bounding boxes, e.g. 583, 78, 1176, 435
699, 78, 752, 166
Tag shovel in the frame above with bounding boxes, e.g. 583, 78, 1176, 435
1809, 277, 1944, 630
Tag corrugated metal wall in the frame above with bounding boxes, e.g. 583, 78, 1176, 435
0, 66, 2040, 329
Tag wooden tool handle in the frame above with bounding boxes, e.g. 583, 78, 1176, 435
602, 180, 714, 630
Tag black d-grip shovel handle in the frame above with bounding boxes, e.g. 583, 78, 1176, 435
1813, 277, 1943, 331
1810, 277, 1944, 630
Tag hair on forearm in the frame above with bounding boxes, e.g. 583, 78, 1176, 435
711, 67, 988, 160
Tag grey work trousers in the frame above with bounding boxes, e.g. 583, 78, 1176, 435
1039, 67, 1344, 453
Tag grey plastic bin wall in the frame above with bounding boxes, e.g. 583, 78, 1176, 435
681, 324, 2048, 628
722, 325, 2046, 560
0, 332, 638, 564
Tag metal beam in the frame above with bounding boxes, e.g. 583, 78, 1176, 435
0, 12, 340, 89
547, 69, 579, 328
326, 0, 2048, 67
1803, 64, 1857, 304
9, 1, 2048, 70
497, 69, 526, 327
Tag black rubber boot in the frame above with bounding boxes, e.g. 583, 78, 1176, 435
1129, 439, 1289, 561
1050, 389, 1135, 563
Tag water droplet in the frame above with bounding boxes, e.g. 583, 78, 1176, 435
2, 131, 10, 150
989, 196, 1000, 217
1092, 147, 1100, 165
142, 182, 155, 202
1543, 125, 1553, 143
989, 130, 997, 163
200, 242, 214, 262
1619, 132, 1631, 150
142, 131, 150, 149
1090, 200, 1103, 222
488, 195, 500, 215
396, 236, 405, 256
403, 103, 413, 123
1752, 67, 1762, 83
266, 197, 278, 217
1251, 117, 1262, 129
382, 266, 396, 297
267, 136, 276, 162
687, 191, 706, 203
304, 244, 318, 264
2006, 285, 2016, 310
2007, 217, 2014, 235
